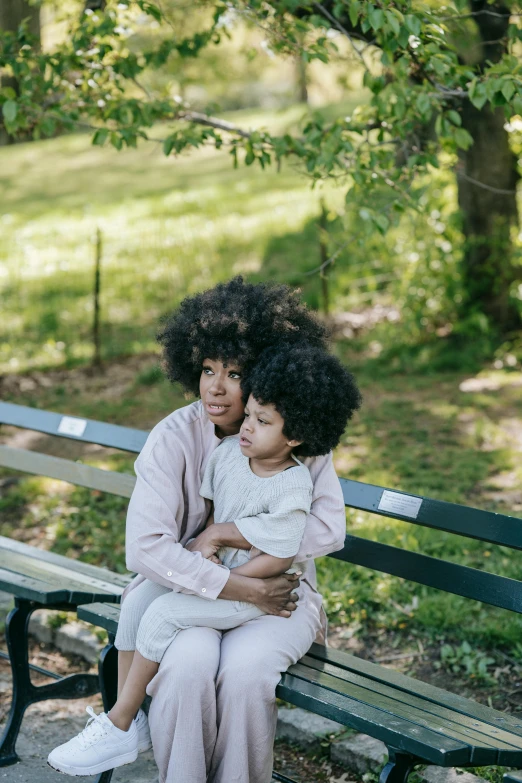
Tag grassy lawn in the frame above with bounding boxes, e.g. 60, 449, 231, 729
0, 102, 361, 372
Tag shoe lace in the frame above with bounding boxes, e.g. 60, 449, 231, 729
77, 706, 110, 750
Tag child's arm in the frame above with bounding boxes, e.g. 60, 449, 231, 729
205, 502, 215, 529
232, 554, 294, 579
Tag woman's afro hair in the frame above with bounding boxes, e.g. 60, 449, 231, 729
242, 343, 362, 457
157, 277, 329, 395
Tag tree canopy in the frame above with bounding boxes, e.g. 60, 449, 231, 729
2, 0, 522, 334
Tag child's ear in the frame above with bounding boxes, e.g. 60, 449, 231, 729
287, 439, 303, 449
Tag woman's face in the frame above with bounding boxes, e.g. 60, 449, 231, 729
200, 358, 245, 437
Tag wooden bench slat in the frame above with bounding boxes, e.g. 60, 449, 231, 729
0, 536, 130, 587
0, 445, 136, 498
0, 402, 147, 453
0, 568, 71, 603
278, 673, 470, 766
295, 660, 519, 751
340, 479, 522, 550
301, 655, 522, 746
307, 645, 522, 738
0, 550, 127, 596
289, 665, 522, 766
0, 566, 122, 605
77, 602, 121, 632
332, 535, 522, 613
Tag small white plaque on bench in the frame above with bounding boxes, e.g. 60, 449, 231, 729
58, 416, 87, 438
378, 490, 422, 519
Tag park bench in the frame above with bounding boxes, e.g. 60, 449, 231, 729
0, 401, 147, 769
2, 401, 522, 783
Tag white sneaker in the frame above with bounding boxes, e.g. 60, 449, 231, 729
47, 706, 138, 776
135, 708, 152, 753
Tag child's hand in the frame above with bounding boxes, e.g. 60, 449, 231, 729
208, 554, 222, 565
186, 526, 220, 560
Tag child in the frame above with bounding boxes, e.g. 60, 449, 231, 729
47, 343, 361, 777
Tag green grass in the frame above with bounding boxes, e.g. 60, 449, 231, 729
0, 102, 367, 372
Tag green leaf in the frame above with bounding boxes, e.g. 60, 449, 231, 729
368, 7, 384, 31
502, 80, 515, 102
92, 128, 109, 146
386, 11, 401, 37
2, 100, 17, 124
163, 136, 174, 156
468, 81, 487, 111
405, 14, 421, 37
373, 213, 389, 234
454, 127, 473, 150
349, 0, 360, 28
416, 93, 431, 117
447, 110, 462, 127
110, 132, 123, 150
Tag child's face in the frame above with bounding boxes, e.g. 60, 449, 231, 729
200, 358, 245, 436
239, 394, 300, 460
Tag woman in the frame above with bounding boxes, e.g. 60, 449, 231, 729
122, 277, 359, 783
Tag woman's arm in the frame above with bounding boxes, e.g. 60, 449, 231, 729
126, 432, 230, 600
295, 452, 347, 562
232, 554, 294, 579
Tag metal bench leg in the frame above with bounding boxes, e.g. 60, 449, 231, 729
379, 748, 417, 783
0, 598, 101, 767
0, 599, 33, 765
94, 636, 118, 783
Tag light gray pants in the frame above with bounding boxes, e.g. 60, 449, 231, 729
114, 578, 264, 663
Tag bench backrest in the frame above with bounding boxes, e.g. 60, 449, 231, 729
2, 402, 521, 613
336, 478, 522, 615
0, 401, 146, 498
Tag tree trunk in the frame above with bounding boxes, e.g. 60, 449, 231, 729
455, 0, 520, 331
0, 0, 41, 146
457, 102, 520, 331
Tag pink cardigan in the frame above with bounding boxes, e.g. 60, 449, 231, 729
124, 400, 346, 604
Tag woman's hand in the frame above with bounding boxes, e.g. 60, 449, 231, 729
252, 572, 301, 618
185, 526, 221, 560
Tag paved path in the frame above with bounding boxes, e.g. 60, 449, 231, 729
0, 688, 279, 782
1, 694, 160, 782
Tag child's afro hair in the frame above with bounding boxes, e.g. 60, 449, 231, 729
157, 277, 329, 395
242, 344, 362, 457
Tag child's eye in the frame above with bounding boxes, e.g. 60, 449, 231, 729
244, 411, 250, 418
258, 419, 268, 425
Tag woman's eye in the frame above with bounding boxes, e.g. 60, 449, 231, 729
230, 372, 241, 379
202, 367, 213, 375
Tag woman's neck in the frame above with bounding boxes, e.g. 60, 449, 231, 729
214, 423, 242, 439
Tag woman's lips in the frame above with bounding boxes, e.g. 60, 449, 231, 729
206, 402, 230, 416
